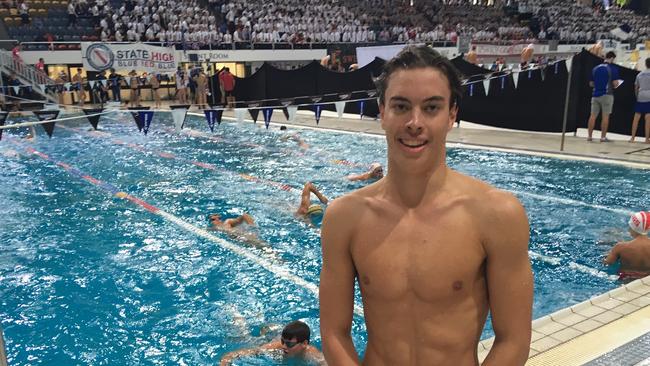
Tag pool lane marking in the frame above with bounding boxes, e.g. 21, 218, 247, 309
58, 125, 299, 193
7, 138, 365, 316
512, 190, 632, 216
528, 251, 618, 281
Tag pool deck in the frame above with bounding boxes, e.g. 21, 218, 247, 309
211, 107, 650, 365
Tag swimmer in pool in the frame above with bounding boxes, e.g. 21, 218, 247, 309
208, 212, 267, 249
346, 162, 384, 182
605, 211, 650, 281
295, 182, 328, 225
280, 126, 309, 150
220, 320, 325, 365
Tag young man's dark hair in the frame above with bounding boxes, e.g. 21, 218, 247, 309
645, 57, 650, 69
605, 51, 616, 59
374, 45, 462, 108
281, 320, 310, 343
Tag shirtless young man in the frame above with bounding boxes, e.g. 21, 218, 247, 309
605, 211, 650, 281
319, 45, 533, 366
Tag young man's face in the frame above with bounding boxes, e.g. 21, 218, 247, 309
379, 67, 457, 170
280, 336, 307, 356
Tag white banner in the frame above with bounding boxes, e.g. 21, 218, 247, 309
82, 42, 177, 73
335, 101, 346, 119
287, 106, 298, 122
235, 108, 246, 123
171, 108, 188, 131
473, 43, 549, 56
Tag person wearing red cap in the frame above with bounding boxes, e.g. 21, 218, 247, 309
604, 211, 650, 281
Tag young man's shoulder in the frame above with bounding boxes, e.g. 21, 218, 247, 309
449, 170, 525, 221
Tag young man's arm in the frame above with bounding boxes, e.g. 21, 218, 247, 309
219, 341, 279, 366
482, 191, 533, 366
347, 172, 371, 181
319, 198, 361, 365
309, 183, 328, 204
604, 243, 622, 265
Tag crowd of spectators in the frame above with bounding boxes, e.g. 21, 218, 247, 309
79, 0, 649, 47
523, 0, 650, 43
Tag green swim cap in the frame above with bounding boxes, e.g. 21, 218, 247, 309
306, 204, 324, 216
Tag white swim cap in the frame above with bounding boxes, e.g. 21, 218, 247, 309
629, 211, 650, 235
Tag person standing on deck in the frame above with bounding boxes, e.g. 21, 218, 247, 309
319, 45, 533, 365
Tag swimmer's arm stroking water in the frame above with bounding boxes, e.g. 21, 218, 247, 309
219, 341, 279, 366
346, 172, 371, 181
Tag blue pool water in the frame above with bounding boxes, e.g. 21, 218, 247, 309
0, 111, 648, 365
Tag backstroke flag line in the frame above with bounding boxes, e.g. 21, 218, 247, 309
33, 110, 60, 138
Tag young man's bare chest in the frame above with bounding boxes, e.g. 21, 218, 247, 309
350, 206, 486, 302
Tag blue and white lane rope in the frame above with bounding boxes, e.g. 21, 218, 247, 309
6, 137, 365, 317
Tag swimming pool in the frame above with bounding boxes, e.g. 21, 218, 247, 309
0, 111, 647, 365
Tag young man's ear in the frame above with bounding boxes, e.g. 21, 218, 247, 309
447, 103, 458, 131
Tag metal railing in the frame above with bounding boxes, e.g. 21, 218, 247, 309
0, 49, 57, 102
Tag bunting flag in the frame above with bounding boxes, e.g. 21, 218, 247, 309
528, 70, 532, 79
554, 62, 560, 75
287, 106, 298, 122
100, 79, 108, 87
33, 110, 60, 138
262, 108, 273, 129
501, 76, 506, 90
513, 74, 519, 89
64, 82, 71, 91
280, 99, 294, 121
249, 108, 260, 123
469, 84, 474, 97
12, 86, 20, 95
314, 104, 323, 124
359, 100, 365, 119
170, 104, 190, 131
483, 79, 490, 94
89, 81, 96, 89
566, 57, 573, 73
0, 111, 8, 141
128, 106, 151, 132
338, 93, 351, 100
39, 84, 47, 93
140, 111, 154, 135
82, 108, 104, 130
204, 109, 223, 132
335, 101, 346, 118
235, 108, 246, 123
